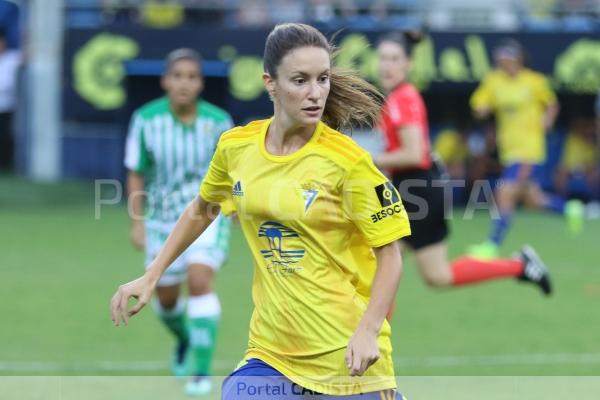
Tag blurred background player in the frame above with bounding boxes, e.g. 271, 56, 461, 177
124, 48, 233, 396
468, 39, 583, 259
554, 117, 599, 202
374, 32, 551, 295
0, 27, 20, 171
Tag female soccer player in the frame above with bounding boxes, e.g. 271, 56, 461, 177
374, 32, 551, 295
113, 23, 410, 399
124, 48, 233, 395
469, 39, 583, 258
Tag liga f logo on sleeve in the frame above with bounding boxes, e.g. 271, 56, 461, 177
371, 182, 402, 223
374, 182, 400, 207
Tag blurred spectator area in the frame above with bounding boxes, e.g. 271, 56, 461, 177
58, 1, 600, 187
0, 0, 22, 48
64, 0, 600, 31
65, 0, 424, 30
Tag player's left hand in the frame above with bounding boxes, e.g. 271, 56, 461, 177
345, 326, 380, 376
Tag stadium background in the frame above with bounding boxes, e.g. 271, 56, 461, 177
1, 0, 600, 399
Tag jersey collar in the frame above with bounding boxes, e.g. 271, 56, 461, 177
259, 117, 324, 163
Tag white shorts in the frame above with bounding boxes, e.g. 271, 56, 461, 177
145, 214, 231, 287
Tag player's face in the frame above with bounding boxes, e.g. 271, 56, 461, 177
496, 55, 522, 76
377, 41, 410, 92
162, 59, 203, 108
265, 46, 331, 126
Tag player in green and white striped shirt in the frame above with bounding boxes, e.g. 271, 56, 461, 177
124, 48, 232, 396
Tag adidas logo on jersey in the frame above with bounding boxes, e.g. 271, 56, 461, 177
232, 181, 244, 196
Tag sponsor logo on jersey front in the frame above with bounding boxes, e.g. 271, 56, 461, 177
258, 221, 305, 276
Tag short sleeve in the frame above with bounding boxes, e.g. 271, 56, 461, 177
199, 138, 233, 204
470, 75, 495, 111
387, 92, 420, 129
534, 75, 557, 107
342, 154, 411, 248
124, 112, 151, 173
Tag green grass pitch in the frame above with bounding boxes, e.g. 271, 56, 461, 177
1, 175, 599, 387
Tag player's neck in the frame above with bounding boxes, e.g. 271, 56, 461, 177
501, 68, 522, 78
388, 80, 408, 93
170, 102, 197, 125
266, 115, 315, 156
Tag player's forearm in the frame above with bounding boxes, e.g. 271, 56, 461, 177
375, 149, 421, 169
357, 242, 402, 334
375, 126, 423, 169
145, 196, 219, 282
127, 171, 145, 224
544, 103, 559, 130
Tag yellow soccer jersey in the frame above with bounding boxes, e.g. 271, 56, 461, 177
200, 118, 411, 395
470, 68, 557, 164
561, 132, 599, 172
434, 129, 467, 163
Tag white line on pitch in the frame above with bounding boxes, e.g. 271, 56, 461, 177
394, 353, 600, 367
2, 353, 600, 372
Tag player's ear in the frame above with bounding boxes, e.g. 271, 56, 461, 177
263, 72, 276, 101
160, 73, 169, 91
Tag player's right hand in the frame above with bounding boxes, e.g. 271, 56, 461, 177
110, 274, 155, 326
130, 222, 145, 250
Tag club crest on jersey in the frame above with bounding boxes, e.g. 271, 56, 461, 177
300, 181, 319, 213
232, 181, 244, 196
258, 221, 305, 276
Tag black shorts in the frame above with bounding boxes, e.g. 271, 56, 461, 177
0, 112, 13, 169
392, 162, 449, 250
